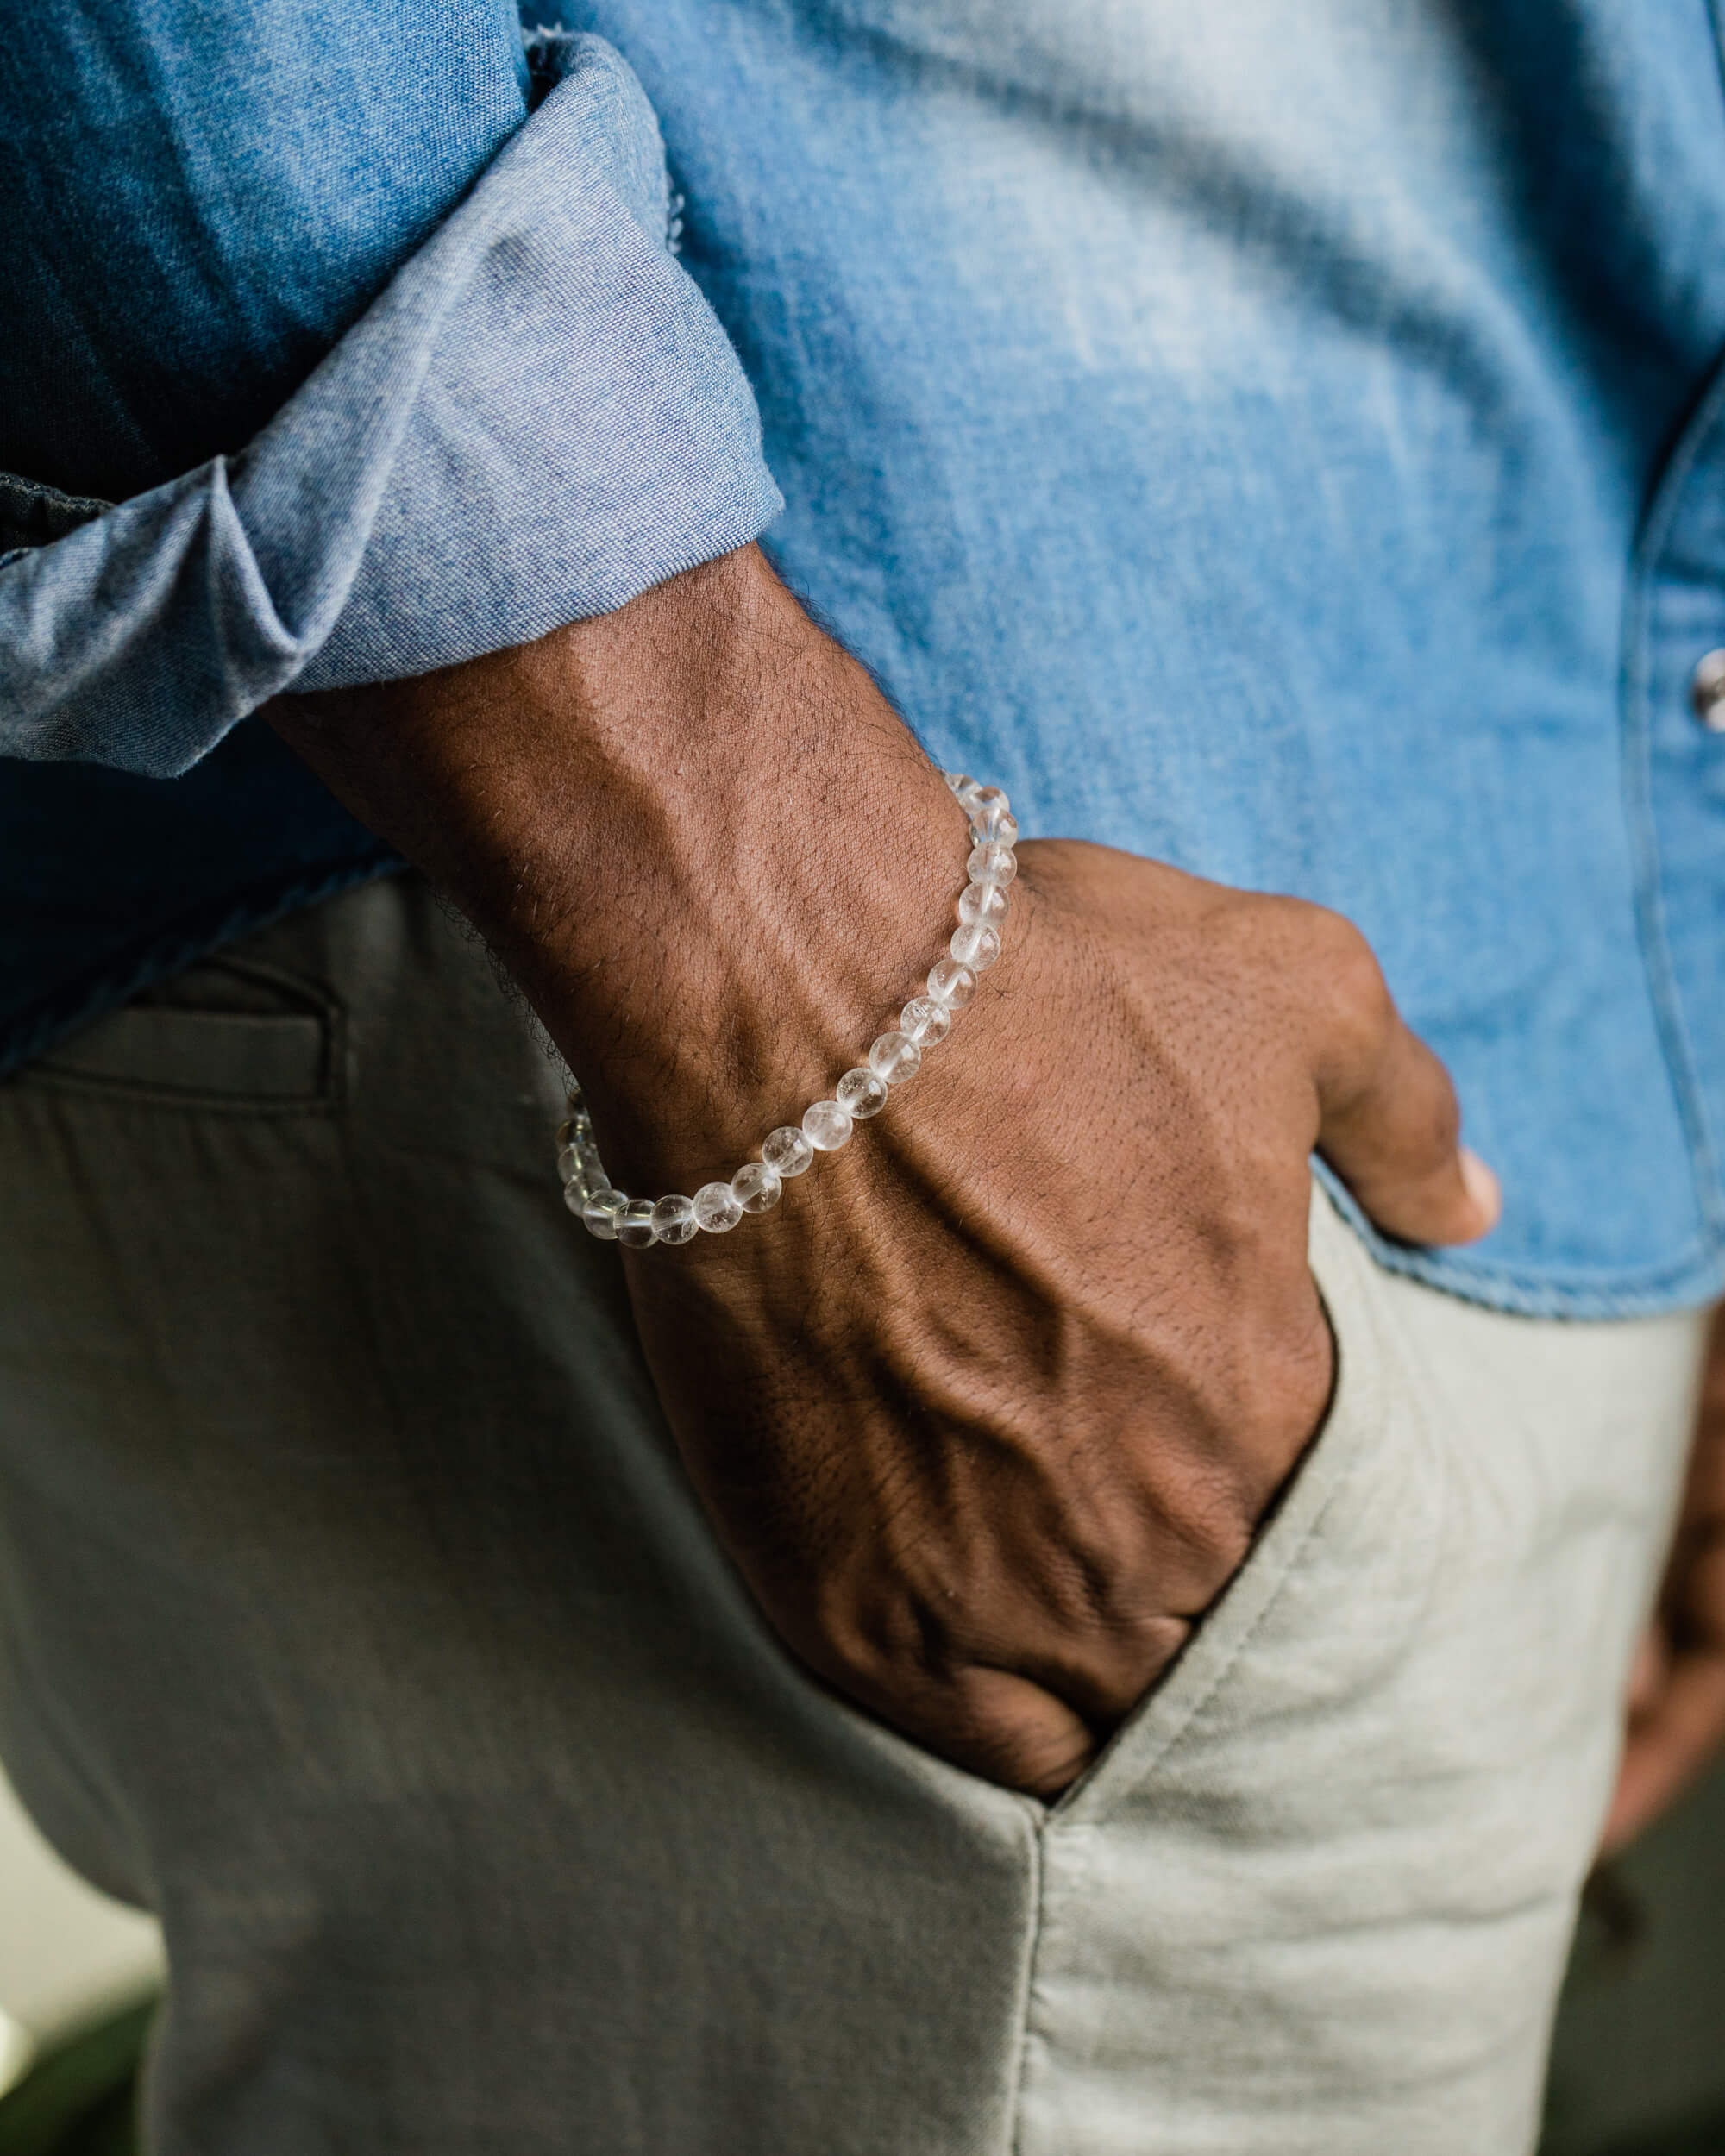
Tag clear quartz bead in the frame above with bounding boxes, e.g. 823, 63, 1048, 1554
583, 1188, 627, 1241
927, 958, 978, 1009
957, 880, 1007, 927
732, 1161, 783, 1213
900, 995, 953, 1047
967, 842, 1018, 887
763, 1125, 815, 1178
565, 1139, 606, 1192
618, 1199, 658, 1248
803, 1099, 854, 1150
652, 1194, 699, 1244
950, 921, 1002, 973
562, 1180, 590, 1216
973, 804, 1019, 846
837, 1067, 889, 1119
555, 1112, 590, 1150
868, 1031, 922, 1086
693, 1181, 744, 1232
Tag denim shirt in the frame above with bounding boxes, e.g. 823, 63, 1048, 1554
7, 1, 1725, 1319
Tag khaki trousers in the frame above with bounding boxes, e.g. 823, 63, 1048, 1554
0, 874, 1709, 2154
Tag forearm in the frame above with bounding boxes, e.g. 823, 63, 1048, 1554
267, 545, 963, 1185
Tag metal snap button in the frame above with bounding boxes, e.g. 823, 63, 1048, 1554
1691, 650, 1725, 730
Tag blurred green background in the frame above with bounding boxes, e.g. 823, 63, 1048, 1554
1541, 1756, 1725, 2156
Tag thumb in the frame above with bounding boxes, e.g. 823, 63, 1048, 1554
1311, 954, 1500, 1248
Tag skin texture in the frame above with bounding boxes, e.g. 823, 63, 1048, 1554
268, 542, 1500, 1795
1602, 1304, 1725, 1854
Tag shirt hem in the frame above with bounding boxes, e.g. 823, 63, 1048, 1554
1314, 1161, 1724, 1321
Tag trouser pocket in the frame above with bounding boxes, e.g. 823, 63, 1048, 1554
1043, 1177, 1425, 1829
1011, 1185, 1702, 2156
21, 956, 342, 1110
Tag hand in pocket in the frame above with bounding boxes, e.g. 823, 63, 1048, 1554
624, 838, 1498, 1795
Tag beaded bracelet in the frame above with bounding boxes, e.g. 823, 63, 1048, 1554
553, 770, 1019, 1248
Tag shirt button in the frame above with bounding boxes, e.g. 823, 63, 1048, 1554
1691, 650, 1725, 730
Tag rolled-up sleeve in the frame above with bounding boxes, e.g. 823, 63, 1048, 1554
0, 24, 783, 778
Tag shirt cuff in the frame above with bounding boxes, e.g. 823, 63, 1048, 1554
0, 33, 784, 780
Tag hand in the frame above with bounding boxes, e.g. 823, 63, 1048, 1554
1600, 1304, 1725, 1855
619, 835, 1497, 1792
268, 545, 1498, 1795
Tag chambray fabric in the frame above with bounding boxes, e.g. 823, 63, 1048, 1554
0, 32, 779, 770
8, 2, 1725, 1317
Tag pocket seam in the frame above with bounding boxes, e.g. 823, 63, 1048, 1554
1048, 1194, 1398, 1828
16, 1060, 341, 1117
16, 960, 346, 1114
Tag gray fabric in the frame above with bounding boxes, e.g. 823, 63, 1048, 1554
0, 875, 1708, 2154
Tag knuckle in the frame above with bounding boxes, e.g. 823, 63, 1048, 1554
993, 1728, 1093, 1800
1226, 895, 1394, 1050
1413, 1069, 1464, 1162
1256, 899, 1400, 1085
1256, 1305, 1336, 1454
804, 1572, 1002, 1735
812, 1594, 940, 1698
1200, 1294, 1336, 1522
952, 1679, 1097, 1796
1309, 907, 1392, 1033
1164, 1474, 1258, 1581
1214, 887, 1299, 967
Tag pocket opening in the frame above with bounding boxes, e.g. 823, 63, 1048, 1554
22, 958, 342, 1111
